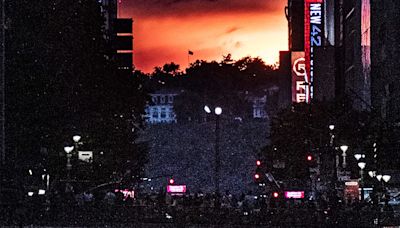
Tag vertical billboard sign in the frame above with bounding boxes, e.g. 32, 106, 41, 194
304, 0, 324, 103
291, 52, 307, 103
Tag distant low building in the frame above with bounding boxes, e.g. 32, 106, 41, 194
145, 90, 179, 124
246, 85, 280, 120
252, 95, 267, 119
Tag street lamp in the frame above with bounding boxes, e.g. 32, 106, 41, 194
204, 105, 211, 114
368, 171, 377, 178
354, 153, 362, 161
328, 125, 335, 147
340, 145, 349, 168
72, 135, 81, 159
382, 175, 391, 183
204, 105, 222, 199
357, 160, 366, 201
73, 135, 81, 143
64, 146, 74, 181
376, 174, 391, 206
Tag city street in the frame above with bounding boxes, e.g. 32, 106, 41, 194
1, 0, 400, 226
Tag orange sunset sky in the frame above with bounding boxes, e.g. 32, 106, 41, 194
120, 0, 288, 73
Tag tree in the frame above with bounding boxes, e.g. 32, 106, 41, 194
265, 101, 376, 182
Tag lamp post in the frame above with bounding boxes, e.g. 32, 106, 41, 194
340, 145, 349, 169
204, 105, 222, 197
73, 135, 81, 158
355, 153, 366, 201
376, 174, 391, 205
64, 146, 74, 181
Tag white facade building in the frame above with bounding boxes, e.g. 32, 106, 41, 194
252, 95, 268, 119
145, 91, 178, 124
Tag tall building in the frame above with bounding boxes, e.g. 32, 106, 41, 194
286, 0, 373, 108
0, 0, 5, 166
371, 0, 400, 122
335, 0, 371, 111
286, 0, 336, 104
286, 0, 304, 51
115, 18, 133, 73
100, 0, 133, 73
99, 0, 117, 40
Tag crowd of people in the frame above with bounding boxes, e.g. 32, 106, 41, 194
0, 188, 398, 226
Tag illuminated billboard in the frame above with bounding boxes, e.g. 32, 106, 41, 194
167, 185, 187, 194
304, 0, 324, 103
284, 191, 305, 199
291, 52, 307, 103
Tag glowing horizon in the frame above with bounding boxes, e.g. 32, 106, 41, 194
121, 0, 288, 73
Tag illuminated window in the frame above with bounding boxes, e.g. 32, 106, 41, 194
160, 108, 166, 118
152, 108, 158, 118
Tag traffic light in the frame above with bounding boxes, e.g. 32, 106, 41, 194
256, 160, 261, 166
169, 178, 174, 185
254, 159, 265, 183
273, 192, 279, 198
306, 154, 317, 167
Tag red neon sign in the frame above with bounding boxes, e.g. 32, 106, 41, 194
291, 52, 306, 103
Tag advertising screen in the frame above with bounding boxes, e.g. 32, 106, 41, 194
284, 191, 305, 199
304, 0, 324, 103
167, 185, 187, 193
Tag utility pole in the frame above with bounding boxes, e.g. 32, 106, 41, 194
215, 114, 220, 196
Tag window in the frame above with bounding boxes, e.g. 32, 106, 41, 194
160, 108, 166, 118
168, 95, 173, 103
160, 96, 165, 104
152, 108, 158, 118
152, 96, 157, 104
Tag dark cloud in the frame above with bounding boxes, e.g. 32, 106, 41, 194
123, 0, 285, 18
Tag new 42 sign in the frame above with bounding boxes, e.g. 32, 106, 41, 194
310, 3, 323, 47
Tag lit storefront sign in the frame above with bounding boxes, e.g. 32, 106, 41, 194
291, 52, 307, 103
167, 185, 187, 194
304, 0, 324, 103
114, 189, 135, 200
284, 191, 305, 199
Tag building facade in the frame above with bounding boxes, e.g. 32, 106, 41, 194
334, 0, 371, 110
100, 0, 133, 73
145, 91, 178, 124
286, 0, 336, 104
371, 0, 400, 122
0, 1, 5, 166
285, 0, 374, 109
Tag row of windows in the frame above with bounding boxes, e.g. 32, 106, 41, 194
151, 95, 174, 104
151, 111, 175, 119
